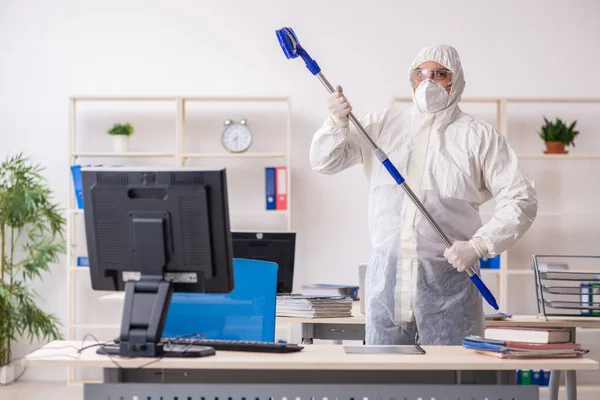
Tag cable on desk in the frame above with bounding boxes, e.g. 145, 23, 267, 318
14, 331, 208, 377
0, 340, 103, 386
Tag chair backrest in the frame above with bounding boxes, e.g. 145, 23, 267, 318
162, 258, 278, 342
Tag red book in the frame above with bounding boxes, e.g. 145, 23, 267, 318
276, 166, 287, 210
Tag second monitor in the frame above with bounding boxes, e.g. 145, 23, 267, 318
231, 231, 296, 294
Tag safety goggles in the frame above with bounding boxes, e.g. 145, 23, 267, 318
410, 68, 453, 87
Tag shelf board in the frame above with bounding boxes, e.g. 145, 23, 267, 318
71, 96, 177, 101
73, 152, 176, 158
67, 380, 103, 386
70, 95, 290, 102
518, 154, 600, 160
69, 208, 288, 215
392, 97, 600, 104
182, 152, 287, 159
183, 96, 289, 102
480, 269, 500, 276
232, 210, 289, 215
481, 211, 600, 217
504, 98, 600, 103
508, 270, 534, 275
69, 323, 119, 329
100, 293, 124, 302
536, 212, 600, 217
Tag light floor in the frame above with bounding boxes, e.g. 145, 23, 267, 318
0, 381, 82, 400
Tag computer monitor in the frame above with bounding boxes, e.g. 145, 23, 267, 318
81, 167, 235, 358
231, 231, 296, 294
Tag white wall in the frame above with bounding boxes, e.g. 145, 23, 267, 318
2, 0, 600, 381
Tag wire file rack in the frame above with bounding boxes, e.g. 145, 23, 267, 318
533, 254, 600, 319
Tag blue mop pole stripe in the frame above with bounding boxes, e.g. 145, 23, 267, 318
381, 158, 405, 184
470, 274, 499, 310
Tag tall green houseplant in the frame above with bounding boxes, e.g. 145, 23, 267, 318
0, 153, 64, 369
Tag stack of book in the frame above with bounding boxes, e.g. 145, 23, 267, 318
276, 295, 353, 318
462, 327, 588, 359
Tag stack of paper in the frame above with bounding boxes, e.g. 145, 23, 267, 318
276, 295, 353, 318
300, 284, 359, 301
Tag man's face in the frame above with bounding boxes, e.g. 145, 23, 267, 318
410, 61, 452, 94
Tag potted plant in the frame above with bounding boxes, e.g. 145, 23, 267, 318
0, 153, 64, 385
539, 117, 579, 154
108, 122, 134, 152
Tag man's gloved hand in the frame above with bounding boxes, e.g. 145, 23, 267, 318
327, 85, 352, 127
444, 239, 485, 272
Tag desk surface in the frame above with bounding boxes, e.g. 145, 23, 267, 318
276, 314, 600, 328
23, 341, 598, 372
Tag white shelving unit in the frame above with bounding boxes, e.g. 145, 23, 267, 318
66, 95, 292, 384
393, 96, 600, 395
392, 96, 600, 310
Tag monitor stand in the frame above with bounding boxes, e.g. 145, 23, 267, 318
95, 212, 215, 358
96, 278, 215, 358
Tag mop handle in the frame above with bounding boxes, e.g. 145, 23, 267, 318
316, 72, 499, 310
316, 73, 458, 254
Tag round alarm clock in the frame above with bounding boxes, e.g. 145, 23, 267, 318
221, 119, 252, 153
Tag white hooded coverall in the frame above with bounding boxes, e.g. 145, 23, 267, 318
309, 45, 538, 345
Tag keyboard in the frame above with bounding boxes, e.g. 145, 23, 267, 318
167, 338, 304, 353
112, 337, 304, 353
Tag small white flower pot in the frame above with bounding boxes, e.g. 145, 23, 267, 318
112, 135, 130, 153
0, 363, 16, 385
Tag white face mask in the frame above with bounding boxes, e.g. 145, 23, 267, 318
414, 79, 449, 113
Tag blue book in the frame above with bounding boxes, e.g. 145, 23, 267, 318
265, 167, 276, 210
70, 165, 84, 209
461, 339, 509, 353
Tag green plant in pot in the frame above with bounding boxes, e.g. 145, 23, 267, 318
0, 153, 64, 384
539, 116, 579, 154
108, 122, 134, 153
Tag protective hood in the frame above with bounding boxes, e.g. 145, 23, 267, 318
408, 45, 465, 115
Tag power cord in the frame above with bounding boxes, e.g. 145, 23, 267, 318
0, 331, 208, 385
0, 341, 99, 387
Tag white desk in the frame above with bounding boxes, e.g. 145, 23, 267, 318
276, 314, 600, 400
24, 341, 598, 400
277, 313, 600, 343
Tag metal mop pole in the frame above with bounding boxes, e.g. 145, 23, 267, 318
277, 27, 499, 310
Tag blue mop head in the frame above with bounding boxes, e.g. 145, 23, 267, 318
275, 27, 321, 75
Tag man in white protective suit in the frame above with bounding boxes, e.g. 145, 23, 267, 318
309, 44, 538, 345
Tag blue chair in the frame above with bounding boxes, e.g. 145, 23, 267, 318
162, 258, 278, 342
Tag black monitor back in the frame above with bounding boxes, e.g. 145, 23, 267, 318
231, 231, 296, 294
82, 167, 234, 294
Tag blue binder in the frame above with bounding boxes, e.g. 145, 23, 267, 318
163, 258, 278, 342
70, 165, 84, 209
265, 167, 276, 210
480, 254, 500, 269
